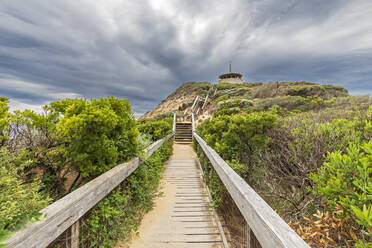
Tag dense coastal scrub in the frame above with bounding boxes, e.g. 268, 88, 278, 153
196, 82, 372, 247
137, 114, 173, 141
0, 96, 173, 247
82, 139, 173, 247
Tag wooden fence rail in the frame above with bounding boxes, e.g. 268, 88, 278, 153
193, 133, 310, 248
2, 134, 173, 248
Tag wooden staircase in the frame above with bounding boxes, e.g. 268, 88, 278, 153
174, 122, 192, 144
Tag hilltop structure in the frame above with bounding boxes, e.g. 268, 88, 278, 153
218, 63, 243, 84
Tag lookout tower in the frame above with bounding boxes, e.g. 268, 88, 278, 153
218, 62, 243, 84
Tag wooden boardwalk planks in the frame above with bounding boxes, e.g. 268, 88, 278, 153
131, 144, 226, 248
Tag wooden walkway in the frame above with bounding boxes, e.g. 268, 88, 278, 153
127, 144, 226, 248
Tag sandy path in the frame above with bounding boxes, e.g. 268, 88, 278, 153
115, 177, 177, 248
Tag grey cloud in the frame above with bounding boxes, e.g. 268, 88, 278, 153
0, 0, 371, 114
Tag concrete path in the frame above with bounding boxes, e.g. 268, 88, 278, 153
121, 144, 225, 248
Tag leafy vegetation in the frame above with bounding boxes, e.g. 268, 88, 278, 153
51, 97, 138, 179
82, 139, 173, 247
311, 141, 372, 238
137, 117, 172, 141
0, 97, 9, 145
0, 95, 174, 247
198, 110, 276, 167
0, 148, 50, 244
196, 81, 372, 247
6, 97, 138, 199
179, 81, 211, 94
0, 99, 51, 244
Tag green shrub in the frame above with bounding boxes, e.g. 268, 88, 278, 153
175, 81, 211, 97
310, 141, 372, 244
196, 110, 277, 198
214, 107, 241, 117
214, 98, 254, 117
153, 112, 173, 121
0, 97, 9, 145
6, 97, 139, 197
137, 119, 172, 141
257, 108, 371, 218
0, 148, 50, 242
199, 111, 277, 163
50, 97, 138, 179
82, 139, 173, 247
8, 108, 68, 198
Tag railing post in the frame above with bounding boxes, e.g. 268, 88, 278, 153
65, 230, 71, 248
71, 220, 79, 248
191, 95, 199, 111
245, 223, 251, 248
191, 113, 195, 132
172, 112, 176, 132
202, 93, 209, 110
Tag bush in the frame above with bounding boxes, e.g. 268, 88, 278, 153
50, 97, 138, 179
256, 107, 372, 246
137, 118, 172, 141
0, 97, 9, 145
199, 111, 277, 163
5, 97, 139, 198
0, 148, 50, 242
310, 141, 372, 238
153, 112, 174, 121
258, 108, 371, 215
252, 81, 348, 99
0, 97, 50, 244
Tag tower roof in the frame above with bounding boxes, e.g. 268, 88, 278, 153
218, 62, 243, 84
219, 62, 242, 79
218, 72, 243, 79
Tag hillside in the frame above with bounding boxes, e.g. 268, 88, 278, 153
141, 80, 370, 122
141, 81, 211, 119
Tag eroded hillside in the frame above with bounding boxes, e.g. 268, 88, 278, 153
141, 80, 369, 122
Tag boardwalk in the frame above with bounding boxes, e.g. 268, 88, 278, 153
125, 144, 226, 248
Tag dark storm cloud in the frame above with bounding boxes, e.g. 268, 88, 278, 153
0, 0, 371, 115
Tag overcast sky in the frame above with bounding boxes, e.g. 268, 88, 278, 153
0, 0, 371, 115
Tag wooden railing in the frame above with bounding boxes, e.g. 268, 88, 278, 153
193, 133, 310, 248
172, 112, 176, 132
191, 112, 195, 131
3, 134, 173, 248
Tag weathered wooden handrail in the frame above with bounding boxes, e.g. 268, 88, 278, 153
172, 112, 176, 132
191, 112, 195, 132
3, 134, 173, 248
191, 95, 199, 111
201, 93, 209, 110
193, 133, 309, 248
